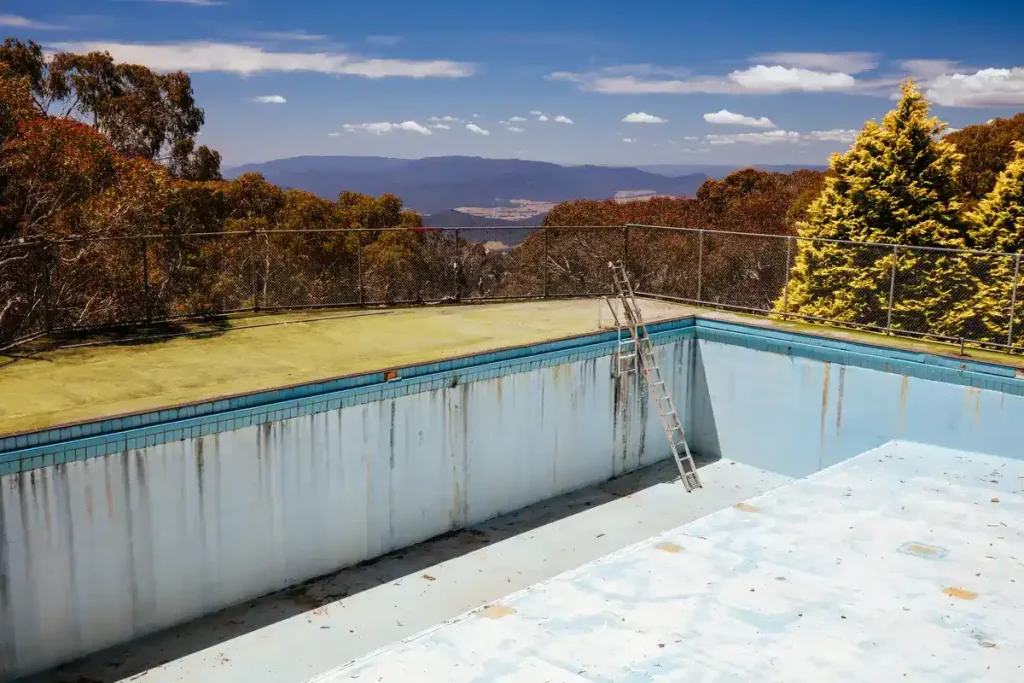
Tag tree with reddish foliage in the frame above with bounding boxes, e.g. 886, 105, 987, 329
0, 38, 219, 180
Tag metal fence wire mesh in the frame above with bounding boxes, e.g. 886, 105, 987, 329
2, 224, 1024, 355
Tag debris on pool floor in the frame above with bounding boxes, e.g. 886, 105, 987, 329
312, 440, 1024, 682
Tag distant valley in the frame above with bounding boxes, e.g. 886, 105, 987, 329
225, 155, 710, 216
225, 156, 829, 227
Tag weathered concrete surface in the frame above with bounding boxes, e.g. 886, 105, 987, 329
26, 457, 790, 683
0, 340, 693, 680
314, 441, 1024, 683
691, 338, 1024, 477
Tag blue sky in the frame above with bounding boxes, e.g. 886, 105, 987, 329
3, 0, 1024, 167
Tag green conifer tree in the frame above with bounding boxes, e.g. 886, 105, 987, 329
943, 142, 1024, 344
777, 80, 969, 336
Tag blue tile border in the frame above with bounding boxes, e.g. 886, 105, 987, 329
4, 314, 1024, 477
0, 319, 699, 473
696, 319, 1024, 396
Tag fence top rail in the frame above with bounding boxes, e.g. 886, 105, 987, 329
2, 223, 1022, 260
0, 225, 573, 247
624, 223, 1023, 259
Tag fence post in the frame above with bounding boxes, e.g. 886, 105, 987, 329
1008, 253, 1021, 347
357, 231, 365, 307
251, 231, 260, 313
622, 224, 630, 268
141, 236, 151, 322
543, 227, 550, 298
696, 229, 705, 302
454, 228, 461, 302
885, 244, 899, 335
781, 236, 794, 318
38, 241, 52, 334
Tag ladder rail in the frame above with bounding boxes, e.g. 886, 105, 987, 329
608, 260, 701, 492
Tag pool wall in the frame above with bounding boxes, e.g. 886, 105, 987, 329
0, 325, 693, 681
4, 315, 1024, 680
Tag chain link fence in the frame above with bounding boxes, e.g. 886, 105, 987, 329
2, 224, 1024, 355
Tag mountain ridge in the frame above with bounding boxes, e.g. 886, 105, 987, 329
225, 155, 710, 214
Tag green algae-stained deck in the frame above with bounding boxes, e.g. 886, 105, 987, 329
0, 299, 692, 435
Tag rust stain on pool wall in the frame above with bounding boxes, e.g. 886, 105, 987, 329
898, 375, 909, 436
835, 366, 846, 434
819, 362, 830, 468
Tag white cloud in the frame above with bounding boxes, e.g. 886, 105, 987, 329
730, 65, 855, 92
327, 132, 341, 137
366, 35, 403, 46
901, 59, 964, 80
0, 14, 63, 29
252, 95, 286, 104
529, 110, 544, 116
53, 41, 476, 78
429, 115, 464, 123
622, 137, 635, 143
549, 62, 857, 95
622, 112, 666, 124
466, 123, 490, 136
507, 126, 525, 133
343, 121, 433, 135
804, 129, 858, 142
509, 116, 527, 122
703, 109, 775, 128
682, 136, 699, 141
472, 113, 480, 118
923, 67, 1024, 107
536, 114, 549, 121
752, 52, 879, 74
704, 129, 858, 145
253, 30, 326, 42
430, 123, 451, 130
553, 115, 573, 124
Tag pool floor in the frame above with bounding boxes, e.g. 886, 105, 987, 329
315, 441, 1024, 682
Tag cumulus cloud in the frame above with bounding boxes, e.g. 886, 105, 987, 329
752, 52, 879, 74
429, 115, 465, 123
0, 14, 63, 29
509, 116, 527, 122
466, 123, 490, 136
553, 115, 573, 124
343, 121, 433, 135
507, 126, 525, 133
622, 112, 666, 124
703, 109, 775, 128
923, 67, 1024, 107
549, 62, 857, 95
622, 137, 635, 143
730, 65, 855, 92
252, 95, 286, 103
53, 41, 476, 78
536, 114, 549, 121
704, 129, 858, 145
430, 123, 451, 130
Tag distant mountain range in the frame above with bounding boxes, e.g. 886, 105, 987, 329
225, 156, 709, 215
638, 163, 829, 177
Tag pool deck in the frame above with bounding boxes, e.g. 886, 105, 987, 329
313, 441, 1024, 683
0, 298, 692, 435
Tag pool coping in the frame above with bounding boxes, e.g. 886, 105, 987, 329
3, 315, 1024, 476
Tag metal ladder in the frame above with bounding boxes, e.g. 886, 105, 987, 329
607, 261, 702, 492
